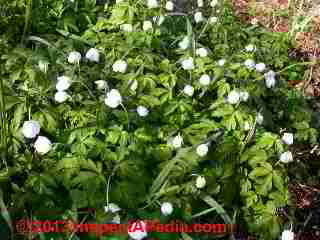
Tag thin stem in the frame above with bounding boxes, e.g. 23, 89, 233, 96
120, 103, 129, 130
73, 81, 96, 99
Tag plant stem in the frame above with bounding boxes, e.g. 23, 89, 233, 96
21, 0, 32, 45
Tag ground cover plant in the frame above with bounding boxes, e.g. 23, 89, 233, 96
0, 0, 319, 240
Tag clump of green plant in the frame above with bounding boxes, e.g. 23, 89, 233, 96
0, 0, 318, 240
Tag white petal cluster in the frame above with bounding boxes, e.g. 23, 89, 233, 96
85, 48, 100, 62
55, 91, 70, 103
264, 70, 276, 88
128, 221, 147, 240
56, 76, 72, 91
181, 57, 194, 70
244, 59, 255, 69
95, 80, 107, 90
161, 202, 173, 216
67, 51, 81, 64
172, 134, 183, 148
256, 113, 264, 124
245, 44, 256, 52
179, 36, 190, 50
196, 48, 208, 57
104, 89, 122, 108
196, 176, 206, 188
210, 0, 218, 7
218, 59, 226, 66
197, 0, 203, 7
147, 0, 158, 8
112, 60, 127, 73
196, 144, 209, 157
34, 136, 52, 155
38, 60, 49, 73
22, 120, 41, 139
143, 21, 153, 31
227, 90, 240, 104
209, 17, 218, 24
137, 106, 149, 117
280, 151, 293, 163
255, 62, 266, 72
282, 133, 293, 145
121, 23, 133, 32
281, 230, 294, 240
199, 74, 211, 86
165, 1, 174, 11
183, 84, 194, 96
194, 12, 204, 23
239, 91, 249, 102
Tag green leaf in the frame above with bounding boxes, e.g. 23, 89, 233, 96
247, 150, 268, 166
249, 167, 271, 179
256, 132, 277, 150
211, 104, 234, 117
0, 189, 13, 236
70, 189, 88, 208
272, 170, 284, 192
12, 103, 26, 130
255, 175, 273, 196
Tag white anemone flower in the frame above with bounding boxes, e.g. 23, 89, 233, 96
280, 151, 293, 163
209, 16, 218, 24
56, 76, 72, 91
255, 63, 266, 72
196, 176, 206, 188
197, 0, 203, 7
256, 113, 264, 124
67, 51, 81, 64
245, 44, 256, 52
210, 0, 218, 7
218, 59, 226, 66
196, 48, 208, 57
199, 74, 211, 86
137, 106, 149, 117
143, 21, 153, 31
239, 91, 249, 102
264, 70, 276, 88
112, 60, 127, 73
227, 90, 240, 104
147, 0, 158, 8
178, 36, 190, 50
161, 202, 173, 216
181, 57, 194, 70
104, 203, 121, 213
281, 230, 294, 240
183, 84, 194, 96
194, 12, 204, 23
244, 59, 255, 69
104, 89, 122, 108
165, 1, 174, 11
54, 91, 70, 103
38, 60, 49, 73
282, 133, 293, 145
94, 80, 107, 90
85, 48, 100, 62
34, 136, 52, 155
22, 120, 41, 139
172, 134, 183, 148
121, 23, 133, 32
196, 144, 209, 157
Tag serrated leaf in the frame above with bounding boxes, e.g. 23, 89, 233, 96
211, 104, 234, 117
272, 170, 284, 193
255, 175, 272, 196
249, 167, 271, 179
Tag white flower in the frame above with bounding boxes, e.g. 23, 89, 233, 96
116, 0, 124, 3
104, 89, 122, 108
147, 0, 158, 8
244, 59, 255, 69
85, 48, 100, 62
172, 134, 183, 148
111, 214, 121, 224
197, 0, 203, 7
34, 136, 52, 155
129, 79, 138, 91
199, 74, 211, 86
256, 113, 263, 124
244, 121, 250, 131
178, 36, 190, 50
56, 76, 72, 91
255, 62, 266, 72
94, 80, 107, 90
196, 144, 209, 157
194, 12, 204, 23
196, 48, 208, 57
181, 57, 194, 70
209, 16, 218, 24
218, 59, 226, 66
281, 230, 294, 240
165, 1, 174, 11
251, 17, 259, 25
121, 23, 133, 32
161, 202, 173, 216
264, 70, 276, 88
196, 176, 206, 188
112, 60, 127, 73
38, 60, 49, 73
128, 220, 147, 240
239, 91, 249, 102
227, 90, 240, 104
282, 133, 293, 145
67, 51, 81, 64
104, 203, 121, 213
183, 84, 194, 96
210, 0, 218, 7
143, 21, 153, 31
245, 44, 256, 52
280, 151, 293, 163
22, 120, 41, 139
54, 91, 70, 103
137, 106, 149, 117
